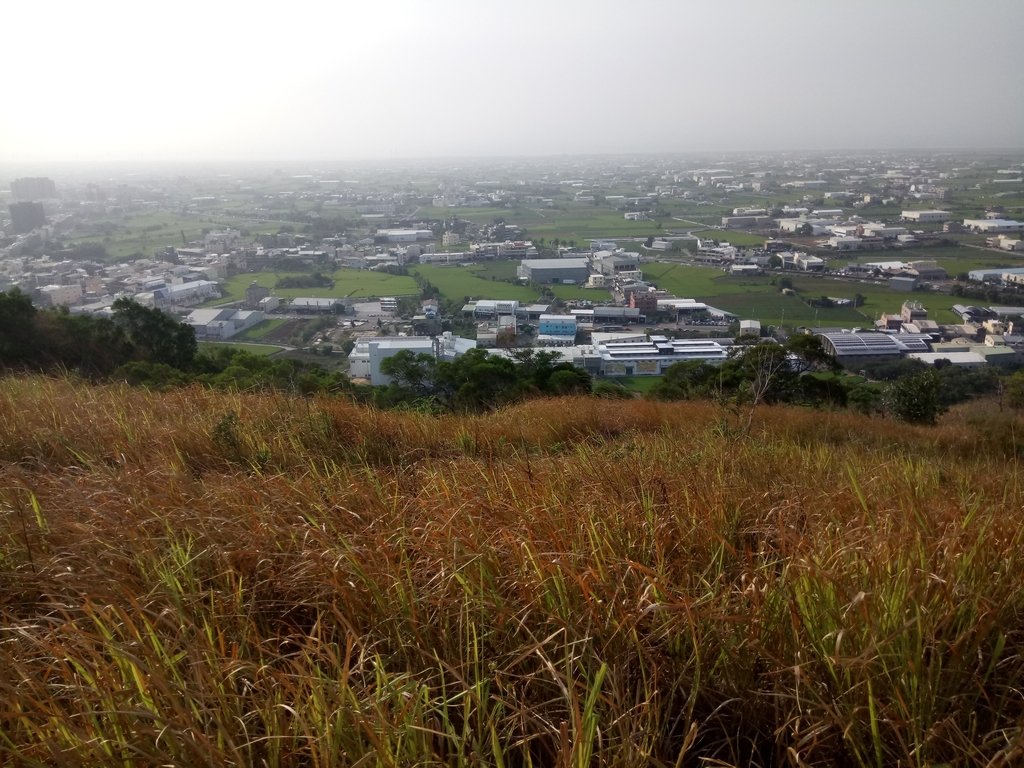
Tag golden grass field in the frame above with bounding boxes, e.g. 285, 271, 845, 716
1, 376, 1022, 766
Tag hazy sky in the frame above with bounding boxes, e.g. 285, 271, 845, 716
4, 0, 1022, 163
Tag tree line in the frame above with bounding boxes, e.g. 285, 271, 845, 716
0, 288, 350, 395
3, 287, 1021, 421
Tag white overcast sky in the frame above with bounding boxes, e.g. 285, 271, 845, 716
3, 0, 1022, 163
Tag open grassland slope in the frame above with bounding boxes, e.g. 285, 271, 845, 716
1, 377, 1023, 766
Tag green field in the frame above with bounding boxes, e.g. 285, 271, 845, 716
411, 264, 611, 304
67, 211, 296, 261
469, 261, 520, 280
691, 229, 766, 247
219, 269, 419, 302
412, 265, 538, 302
641, 262, 965, 326
550, 284, 614, 301
421, 204, 665, 244
232, 318, 288, 341
639, 263, 733, 296
198, 341, 284, 356
610, 376, 661, 394
841, 246, 1024, 278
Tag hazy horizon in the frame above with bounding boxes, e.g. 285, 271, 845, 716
5, 0, 1023, 164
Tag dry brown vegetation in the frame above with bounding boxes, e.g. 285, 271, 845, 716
1, 376, 1023, 766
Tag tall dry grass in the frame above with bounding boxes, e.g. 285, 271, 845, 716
0, 375, 1022, 766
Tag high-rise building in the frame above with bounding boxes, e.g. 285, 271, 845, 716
8, 201, 46, 234
10, 177, 57, 200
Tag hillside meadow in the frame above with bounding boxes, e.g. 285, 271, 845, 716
1, 377, 1023, 766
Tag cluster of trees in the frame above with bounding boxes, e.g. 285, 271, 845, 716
0, 289, 197, 377
275, 271, 334, 289
949, 282, 1024, 304
647, 335, 1006, 425
118, 347, 353, 395
0, 288, 351, 397
648, 335, 846, 407
374, 348, 591, 413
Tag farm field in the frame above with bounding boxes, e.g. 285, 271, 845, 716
412, 263, 612, 304
641, 262, 965, 325
218, 269, 419, 302
423, 204, 665, 243
411, 264, 539, 302
839, 246, 1024, 276
691, 228, 766, 246
198, 341, 284, 356
67, 211, 293, 261
232, 318, 288, 341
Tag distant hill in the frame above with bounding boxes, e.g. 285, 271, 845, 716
0, 377, 1021, 766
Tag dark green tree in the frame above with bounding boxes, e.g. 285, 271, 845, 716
379, 349, 437, 396
547, 365, 592, 395
1007, 372, 1024, 410
112, 298, 197, 370
0, 288, 39, 366
883, 369, 944, 425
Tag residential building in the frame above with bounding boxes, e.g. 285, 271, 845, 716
136, 280, 221, 309
38, 283, 83, 307
901, 301, 928, 325
8, 202, 46, 234
10, 177, 56, 200
245, 282, 271, 308
376, 229, 433, 243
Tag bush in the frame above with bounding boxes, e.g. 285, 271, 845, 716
884, 369, 944, 425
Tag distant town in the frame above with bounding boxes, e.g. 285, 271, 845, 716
3, 151, 1024, 390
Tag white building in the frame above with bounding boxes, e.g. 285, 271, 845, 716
136, 280, 221, 309
861, 224, 908, 240
469, 299, 519, 318
777, 219, 833, 236
376, 229, 433, 243
38, 283, 83, 307
963, 219, 1024, 234
594, 336, 728, 376
795, 253, 825, 271
186, 308, 264, 340
347, 333, 476, 385
902, 210, 952, 223
739, 320, 761, 336
829, 236, 864, 251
